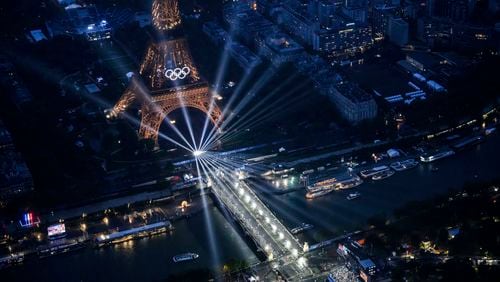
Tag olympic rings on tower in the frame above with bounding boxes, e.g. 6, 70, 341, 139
164, 66, 190, 81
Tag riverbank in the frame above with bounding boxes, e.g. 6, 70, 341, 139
2, 133, 499, 281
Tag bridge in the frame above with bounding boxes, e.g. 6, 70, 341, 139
209, 174, 313, 280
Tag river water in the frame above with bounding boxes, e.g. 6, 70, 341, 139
3, 133, 500, 281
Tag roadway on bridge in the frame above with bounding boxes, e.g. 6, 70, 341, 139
210, 173, 312, 280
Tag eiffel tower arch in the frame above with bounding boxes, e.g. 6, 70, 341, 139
108, 0, 222, 147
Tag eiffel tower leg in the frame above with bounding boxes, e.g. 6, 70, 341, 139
139, 110, 163, 149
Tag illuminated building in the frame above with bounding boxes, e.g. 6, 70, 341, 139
258, 32, 304, 66
45, 5, 127, 41
312, 19, 373, 57
370, 4, 395, 40
274, 2, 319, 46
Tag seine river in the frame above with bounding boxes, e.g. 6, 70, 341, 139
3, 133, 500, 281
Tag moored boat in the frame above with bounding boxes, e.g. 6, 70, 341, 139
173, 252, 199, 263
359, 166, 389, 178
420, 150, 455, 163
390, 159, 418, 171
305, 188, 334, 199
372, 169, 395, 180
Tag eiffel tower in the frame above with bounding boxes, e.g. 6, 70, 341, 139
108, 0, 222, 146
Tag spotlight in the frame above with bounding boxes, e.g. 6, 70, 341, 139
193, 150, 205, 157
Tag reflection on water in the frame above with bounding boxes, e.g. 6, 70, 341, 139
259, 134, 500, 243
3, 206, 258, 282
3, 134, 500, 281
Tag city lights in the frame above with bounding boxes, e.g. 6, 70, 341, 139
3, 0, 494, 280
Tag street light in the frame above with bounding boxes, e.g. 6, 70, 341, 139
297, 257, 307, 268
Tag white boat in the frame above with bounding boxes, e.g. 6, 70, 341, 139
337, 176, 363, 190
346, 192, 361, 200
390, 159, 418, 171
306, 188, 334, 199
359, 166, 389, 178
420, 150, 455, 163
173, 253, 199, 263
372, 169, 395, 180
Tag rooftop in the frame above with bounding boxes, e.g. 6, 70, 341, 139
335, 82, 374, 103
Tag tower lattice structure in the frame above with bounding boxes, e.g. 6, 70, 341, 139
152, 0, 181, 31
109, 0, 222, 146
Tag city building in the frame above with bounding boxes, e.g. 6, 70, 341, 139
328, 82, 378, 122
274, 3, 319, 46
224, 3, 274, 48
318, 0, 338, 26
341, 5, 367, 24
226, 42, 263, 70
203, 21, 230, 45
371, 4, 396, 40
0, 57, 33, 111
46, 6, 112, 41
312, 19, 373, 57
258, 31, 304, 66
0, 121, 34, 202
387, 17, 409, 46
426, 0, 475, 22
337, 239, 378, 282
45, 5, 134, 41
403, 51, 446, 73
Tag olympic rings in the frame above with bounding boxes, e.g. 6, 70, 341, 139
164, 66, 190, 81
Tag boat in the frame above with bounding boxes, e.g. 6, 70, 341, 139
390, 159, 418, 171
485, 127, 496, 135
38, 241, 85, 259
290, 223, 314, 234
336, 176, 363, 190
359, 165, 389, 178
451, 135, 485, 151
307, 177, 337, 192
372, 169, 395, 180
346, 192, 361, 200
420, 150, 455, 162
96, 221, 171, 247
173, 253, 199, 263
305, 188, 334, 199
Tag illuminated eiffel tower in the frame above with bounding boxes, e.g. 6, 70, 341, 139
108, 0, 222, 146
